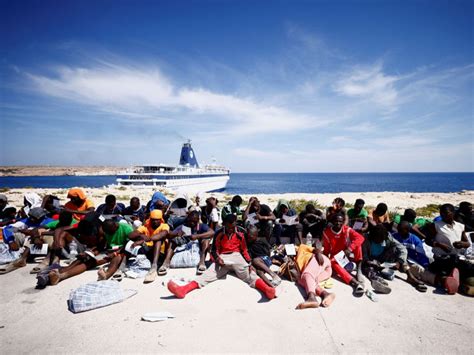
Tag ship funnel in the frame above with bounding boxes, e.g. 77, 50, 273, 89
179, 141, 199, 167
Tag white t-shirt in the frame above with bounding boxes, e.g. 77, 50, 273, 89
432, 220, 465, 256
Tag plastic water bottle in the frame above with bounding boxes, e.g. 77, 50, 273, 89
69, 240, 78, 259
306, 232, 313, 246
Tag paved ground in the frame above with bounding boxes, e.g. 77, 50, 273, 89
0, 262, 473, 354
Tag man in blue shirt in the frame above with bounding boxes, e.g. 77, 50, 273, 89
392, 221, 432, 268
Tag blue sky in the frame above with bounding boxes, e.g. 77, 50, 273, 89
1, 0, 473, 172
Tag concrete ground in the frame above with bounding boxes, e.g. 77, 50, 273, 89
0, 261, 473, 354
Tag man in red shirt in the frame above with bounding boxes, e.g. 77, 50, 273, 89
323, 213, 365, 296
167, 214, 276, 300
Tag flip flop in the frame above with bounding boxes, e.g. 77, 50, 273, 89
415, 283, 428, 293
371, 279, 392, 294
158, 265, 168, 276
196, 264, 206, 275
112, 272, 123, 282
144, 269, 157, 284
353, 283, 365, 297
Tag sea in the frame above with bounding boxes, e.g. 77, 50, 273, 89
0, 172, 473, 194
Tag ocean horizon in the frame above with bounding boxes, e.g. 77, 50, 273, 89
0, 172, 473, 194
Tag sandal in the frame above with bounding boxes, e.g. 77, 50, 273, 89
196, 264, 206, 275
158, 265, 169, 276
353, 283, 365, 297
144, 268, 157, 284
415, 283, 428, 293
371, 279, 392, 294
112, 272, 123, 282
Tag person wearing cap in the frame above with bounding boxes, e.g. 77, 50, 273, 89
128, 210, 170, 283
0, 207, 53, 274
64, 188, 95, 220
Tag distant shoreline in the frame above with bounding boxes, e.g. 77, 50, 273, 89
1, 166, 472, 177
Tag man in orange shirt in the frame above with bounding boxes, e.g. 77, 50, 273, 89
129, 210, 170, 283
64, 188, 95, 220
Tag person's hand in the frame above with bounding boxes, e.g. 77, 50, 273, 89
190, 234, 198, 241
314, 252, 325, 266
392, 262, 401, 270
9, 241, 20, 251
132, 240, 144, 248
279, 218, 285, 224
256, 213, 263, 221
217, 256, 225, 266
32, 236, 43, 248
453, 241, 465, 249
344, 248, 352, 257
435, 242, 453, 252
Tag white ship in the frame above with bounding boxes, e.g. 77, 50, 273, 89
116, 141, 230, 193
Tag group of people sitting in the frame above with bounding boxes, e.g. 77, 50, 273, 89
0, 189, 472, 309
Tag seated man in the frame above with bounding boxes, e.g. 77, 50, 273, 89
96, 194, 125, 216
128, 210, 170, 283
41, 195, 62, 218
146, 191, 170, 214
166, 214, 276, 301
97, 219, 134, 280
221, 195, 243, 221
201, 197, 220, 230
347, 199, 369, 234
0, 194, 17, 227
392, 209, 431, 241
0, 207, 54, 274
243, 197, 276, 243
64, 188, 95, 221
322, 213, 365, 296
39, 213, 107, 287
392, 221, 431, 268
17, 192, 43, 219
158, 211, 214, 276
166, 194, 191, 230
246, 225, 281, 287
368, 203, 391, 231
295, 241, 335, 309
362, 225, 426, 293
326, 198, 348, 226
455, 201, 473, 232
272, 199, 302, 245
298, 204, 326, 240
122, 197, 146, 226
426, 203, 472, 294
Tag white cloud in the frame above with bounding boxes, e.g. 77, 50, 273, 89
333, 62, 400, 113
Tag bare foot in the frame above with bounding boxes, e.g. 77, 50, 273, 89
48, 270, 60, 285
12, 259, 27, 267
321, 293, 336, 307
296, 301, 320, 310
97, 268, 107, 281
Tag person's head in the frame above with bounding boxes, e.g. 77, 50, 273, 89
374, 203, 388, 216
370, 224, 388, 244
231, 195, 243, 207
332, 197, 345, 210
130, 197, 140, 210
206, 197, 218, 208
149, 210, 164, 229
246, 224, 258, 243
354, 199, 365, 213
305, 204, 316, 214
397, 220, 411, 238
28, 207, 47, 224
278, 201, 289, 215
0, 194, 7, 210
459, 201, 472, 216
223, 213, 237, 234
102, 219, 119, 235
24, 192, 41, 208
402, 209, 417, 223
174, 197, 188, 209
2, 206, 16, 220
186, 210, 201, 229
331, 213, 345, 232
151, 192, 169, 211
105, 194, 117, 210
43, 195, 60, 213
67, 188, 87, 207
58, 211, 73, 227
440, 203, 455, 224
251, 197, 261, 211
194, 193, 203, 206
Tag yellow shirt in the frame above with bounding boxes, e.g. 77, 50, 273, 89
295, 244, 314, 273
137, 222, 170, 252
